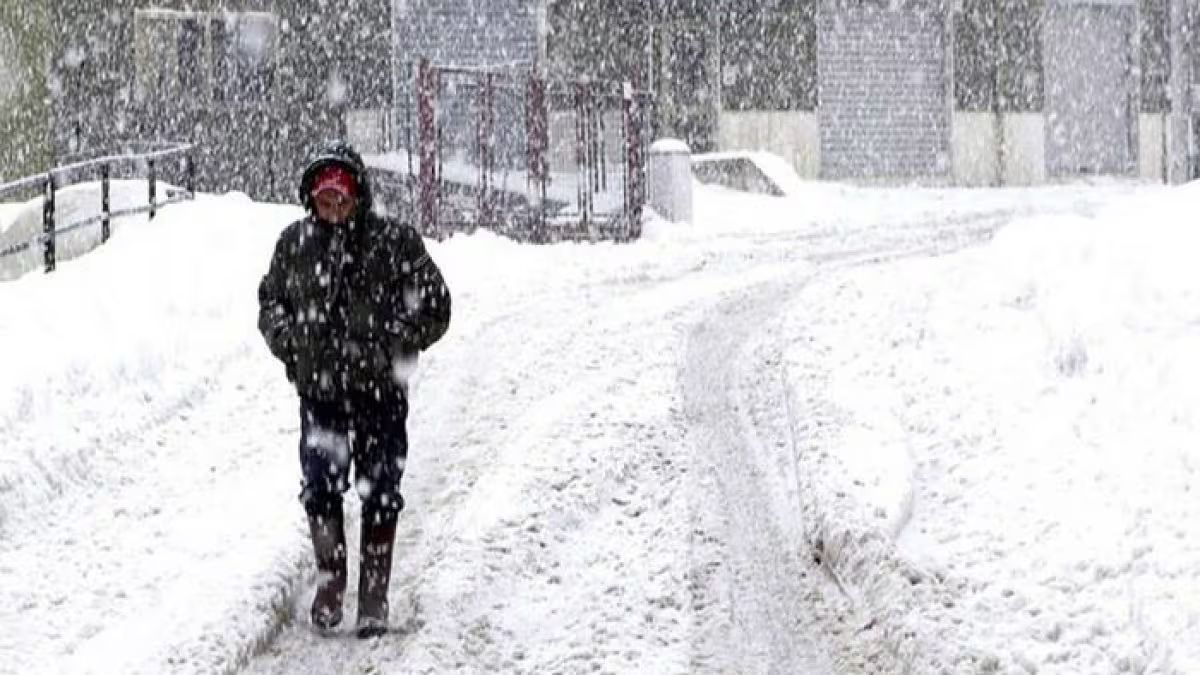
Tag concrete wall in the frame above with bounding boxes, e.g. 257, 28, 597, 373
952, 112, 1000, 186
1001, 113, 1047, 186
718, 109, 1054, 186
949, 112, 1048, 187
345, 109, 388, 155
1139, 113, 1166, 182
717, 111, 820, 179
43, 0, 394, 201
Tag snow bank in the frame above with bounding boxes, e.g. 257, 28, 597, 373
0, 203, 22, 233
0, 191, 317, 675
0, 191, 296, 517
785, 180, 1200, 673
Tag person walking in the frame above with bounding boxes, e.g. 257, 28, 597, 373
257, 141, 451, 638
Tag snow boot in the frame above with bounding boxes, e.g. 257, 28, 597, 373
356, 515, 397, 639
307, 507, 347, 630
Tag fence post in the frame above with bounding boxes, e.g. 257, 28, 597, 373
591, 85, 602, 195
526, 72, 548, 241
417, 58, 438, 238
405, 68, 415, 179
477, 72, 495, 232
148, 158, 157, 220
101, 164, 111, 243
185, 153, 196, 197
575, 82, 591, 230
598, 86, 608, 192
43, 174, 57, 273
623, 83, 646, 240
405, 71, 416, 211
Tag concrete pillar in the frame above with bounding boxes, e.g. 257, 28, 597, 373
647, 139, 693, 224
1167, 0, 1191, 182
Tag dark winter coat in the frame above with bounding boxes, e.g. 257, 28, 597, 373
257, 143, 451, 403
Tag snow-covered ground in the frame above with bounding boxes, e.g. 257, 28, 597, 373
0, 177, 1196, 674
789, 183, 1200, 674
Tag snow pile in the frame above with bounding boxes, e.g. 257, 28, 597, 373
0, 192, 315, 675
0, 193, 294, 515
0, 204, 23, 232
787, 181, 1200, 673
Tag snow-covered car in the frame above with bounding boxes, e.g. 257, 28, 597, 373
691, 150, 808, 198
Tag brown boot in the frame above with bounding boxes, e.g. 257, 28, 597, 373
307, 507, 347, 630
356, 514, 397, 638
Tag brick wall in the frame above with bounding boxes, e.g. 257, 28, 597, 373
817, 4, 950, 180
394, 0, 539, 70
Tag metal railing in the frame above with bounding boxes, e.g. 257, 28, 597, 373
368, 60, 653, 244
0, 142, 197, 273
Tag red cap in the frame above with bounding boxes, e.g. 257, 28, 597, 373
310, 165, 357, 200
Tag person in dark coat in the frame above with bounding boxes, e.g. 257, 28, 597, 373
257, 141, 451, 638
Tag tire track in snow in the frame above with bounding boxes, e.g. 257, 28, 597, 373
248, 251, 837, 673
679, 210, 1017, 674
682, 277, 845, 674
779, 228, 1027, 674
243, 207, 1014, 674
246, 256, 718, 673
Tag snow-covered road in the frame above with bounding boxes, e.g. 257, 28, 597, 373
3, 180, 1195, 674
248, 221, 857, 674
247, 194, 1026, 674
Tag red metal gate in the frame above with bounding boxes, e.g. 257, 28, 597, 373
379, 60, 652, 243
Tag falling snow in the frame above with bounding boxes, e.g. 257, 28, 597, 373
2, 2, 1200, 674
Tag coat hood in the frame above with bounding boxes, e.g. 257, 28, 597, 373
299, 141, 374, 216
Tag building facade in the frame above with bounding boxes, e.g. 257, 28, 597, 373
713, 0, 1200, 184
9, 0, 1198, 193
45, 0, 391, 201
551, 0, 1200, 184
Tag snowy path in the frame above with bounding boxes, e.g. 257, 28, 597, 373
683, 278, 863, 674
245, 202, 1021, 674
248, 247, 833, 673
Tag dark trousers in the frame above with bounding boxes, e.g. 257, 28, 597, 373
298, 395, 408, 525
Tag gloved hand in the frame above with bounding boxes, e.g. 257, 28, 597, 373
261, 304, 294, 365
384, 315, 422, 354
